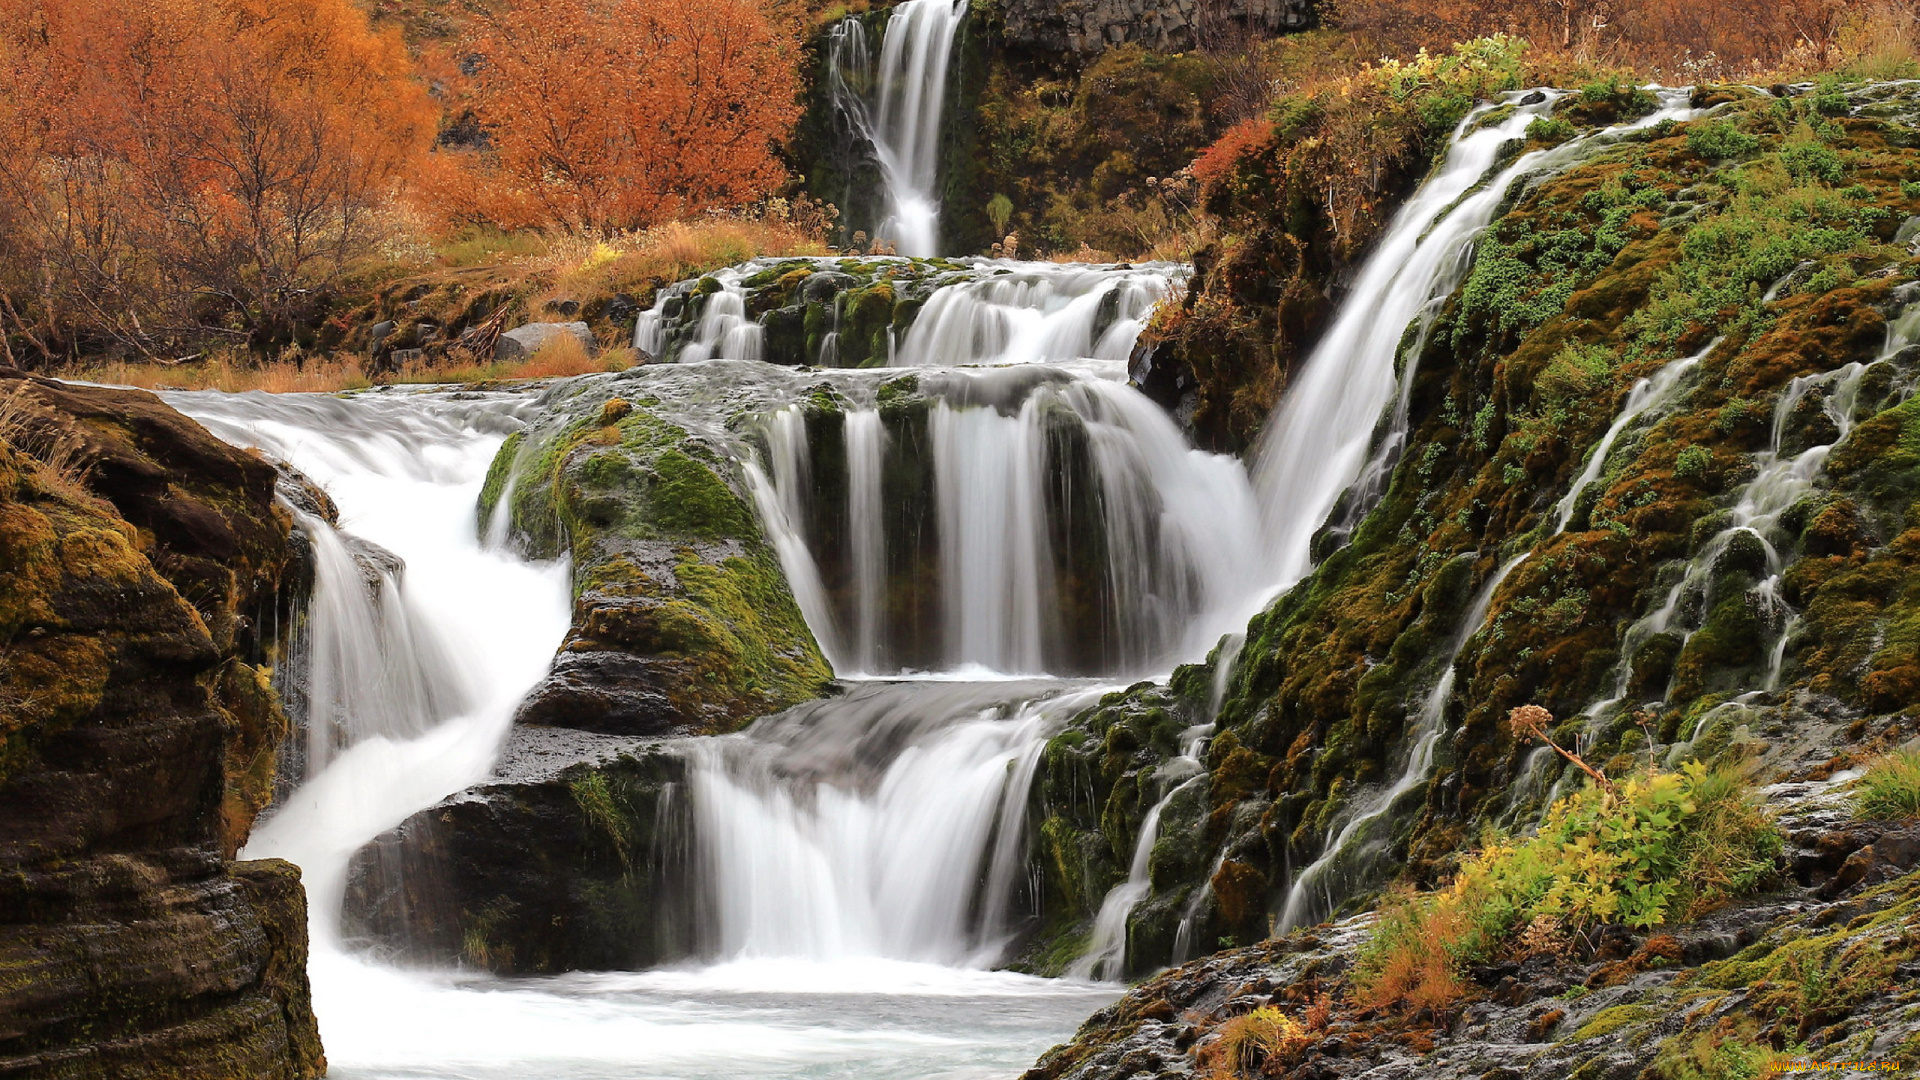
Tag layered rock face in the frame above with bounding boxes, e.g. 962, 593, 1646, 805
998, 0, 1312, 56
0, 372, 322, 1078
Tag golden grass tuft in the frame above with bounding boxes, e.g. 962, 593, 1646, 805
0, 384, 97, 502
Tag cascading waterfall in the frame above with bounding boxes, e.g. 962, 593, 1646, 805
633, 257, 1183, 370
748, 369, 1264, 676
1131, 90, 1700, 956
172, 384, 1114, 1079
690, 681, 1110, 964
824, 0, 968, 255
1248, 90, 1694, 607
893, 263, 1180, 368
161, 390, 573, 942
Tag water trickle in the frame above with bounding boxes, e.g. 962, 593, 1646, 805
1276, 552, 1529, 932
1553, 340, 1714, 533
1583, 300, 1919, 726
1073, 718, 1214, 980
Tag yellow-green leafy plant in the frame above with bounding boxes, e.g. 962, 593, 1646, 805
1352, 758, 1779, 1009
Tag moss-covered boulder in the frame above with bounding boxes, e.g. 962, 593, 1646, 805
342, 728, 699, 974
482, 368, 834, 736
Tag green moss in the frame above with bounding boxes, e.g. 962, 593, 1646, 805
1572, 1004, 1656, 1042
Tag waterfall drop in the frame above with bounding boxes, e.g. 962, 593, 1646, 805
826, 0, 968, 255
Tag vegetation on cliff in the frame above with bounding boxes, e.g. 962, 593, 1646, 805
1026, 74, 1920, 1002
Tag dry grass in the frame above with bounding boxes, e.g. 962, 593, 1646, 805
64, 341, 637, 395
535, 213, 830, 316
0, 383, 96, 501
1196, 1004, 1320, 1079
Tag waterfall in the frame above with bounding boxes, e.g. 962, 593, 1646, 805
689, 681, 1109, 964
1276, 552, 1530, 931
893, 263, 1180, 367
161, 390, 573, 944
749, 369, 1264, 676
1247, 89, 1695, 605
632, 257, 1184, 370
826, 0, 968, 256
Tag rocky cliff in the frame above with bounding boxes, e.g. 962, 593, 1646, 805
1024, 76, 1920, 993
997, 0, 1312, 57
0, 372, 323, 1077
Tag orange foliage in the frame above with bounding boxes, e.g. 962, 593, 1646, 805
441, 0, 805, 232
0, 0, 432, 361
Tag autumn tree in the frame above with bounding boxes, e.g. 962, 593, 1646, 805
0, 0, 432, 363
452, 0, 804, 232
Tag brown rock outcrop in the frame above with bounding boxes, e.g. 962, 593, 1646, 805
0, 371, 324, 1078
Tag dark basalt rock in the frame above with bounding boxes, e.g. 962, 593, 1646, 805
0, 372, 322, 1078
343, 727, 702, 974
514, 650, 680, 735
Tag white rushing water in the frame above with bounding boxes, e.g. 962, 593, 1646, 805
168, 390, 573, 931
748, 366, 1264, 677
893, 263, 1179, 367
164, 385, 1119, 1080
826, 0, 968, 255
1247, 89, 1694, 608
634, 257, 1183, 372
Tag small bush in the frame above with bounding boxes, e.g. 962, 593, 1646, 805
1855, 748, 1920, 820
1676, 445, 1712, 478
1352, 762, 1779, 1010
1687, 120, 1760, 160
1812, 77, 1851, 118
1527, 116, 1577, 145
1196, 1006, 1312, 1079
1782, 138, 1846, 183
1537, 342, 1613, 403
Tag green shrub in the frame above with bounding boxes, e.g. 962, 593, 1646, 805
1686, 120, 1760, 160
1812, 77, 1851, 118
1676, 445, 1712, 478
1352, 762, 1779, 1008
1782, 139, 1846, 183
1537, 342, 1614, 403
1855, 748, 1920, 820
1902, 180, 1920, 201
1527, 116, 1577, 145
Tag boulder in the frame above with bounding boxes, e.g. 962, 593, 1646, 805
496, 321, 596, 363
0, 371, 323, 1079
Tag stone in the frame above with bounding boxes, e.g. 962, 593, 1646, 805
0, 371, 322, 1079
997, 0, 1311, 57
496, 321, 596, 363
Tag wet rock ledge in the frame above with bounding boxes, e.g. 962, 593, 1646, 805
0, 371, 323, 1079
